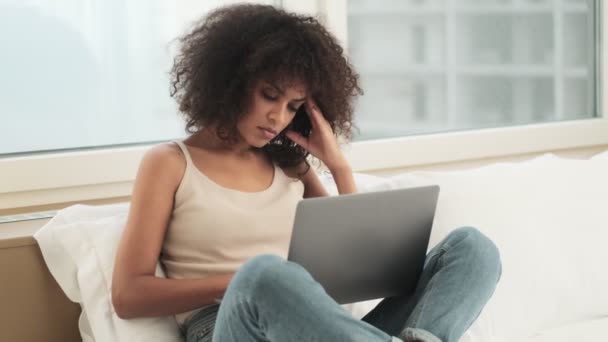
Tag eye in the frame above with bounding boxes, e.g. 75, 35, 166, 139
262, 90, 278, 101
290, 102, 305, 113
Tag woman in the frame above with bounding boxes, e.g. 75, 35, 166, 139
111, 4, 501, 342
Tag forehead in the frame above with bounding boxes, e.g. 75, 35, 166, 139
259, 78, 307, 97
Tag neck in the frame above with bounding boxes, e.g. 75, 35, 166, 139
191, 128, 258, 158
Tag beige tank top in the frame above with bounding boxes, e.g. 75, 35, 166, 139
161, 140, 305, 326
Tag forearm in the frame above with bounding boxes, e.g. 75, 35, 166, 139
113, 273, 233, 319
299, 164, 329, 198
329, 165, 357, 195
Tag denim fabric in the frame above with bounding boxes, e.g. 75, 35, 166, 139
184, 304, 219, 342
184, 226, 502, 342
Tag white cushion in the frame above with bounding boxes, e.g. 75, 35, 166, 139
34, 203, 182, 342
337, 154, 608, 342
318, 171, 385, 195
511, 317, 608, 342
591, 149, 608, 160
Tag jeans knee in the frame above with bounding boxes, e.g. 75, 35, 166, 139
229, 254, 292, 299
242, 254, 285, 273
239, 254, 284, 282
449, 226, 502, 282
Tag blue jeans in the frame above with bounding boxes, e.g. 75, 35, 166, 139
184, 226, 502, 342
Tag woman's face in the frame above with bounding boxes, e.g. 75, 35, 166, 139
236, 80, 307, 148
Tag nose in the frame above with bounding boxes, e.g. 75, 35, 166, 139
268, 102, 291, 126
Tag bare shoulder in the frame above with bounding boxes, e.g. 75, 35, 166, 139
146, 141, 184, 161
137, 142, 186, 186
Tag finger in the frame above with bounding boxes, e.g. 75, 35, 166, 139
307, 100, 333, 135
285, 130, 308, 148
305, 99, 323, 127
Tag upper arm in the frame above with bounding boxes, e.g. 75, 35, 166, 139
112, 143, 185, 290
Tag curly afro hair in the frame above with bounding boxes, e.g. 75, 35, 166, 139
170, 4, 362, 168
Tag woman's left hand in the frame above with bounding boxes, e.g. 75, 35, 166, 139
284, 99, 349, 172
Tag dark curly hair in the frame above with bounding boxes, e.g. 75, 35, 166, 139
170, 4, 362, 169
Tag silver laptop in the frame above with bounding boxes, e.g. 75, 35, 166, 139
287, 185, 440, 304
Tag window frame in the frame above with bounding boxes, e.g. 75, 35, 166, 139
1, 0, 606, 210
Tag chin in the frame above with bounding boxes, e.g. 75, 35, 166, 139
248, 137, 268, 149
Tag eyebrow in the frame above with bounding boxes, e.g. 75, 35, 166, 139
266, 82, 307, 102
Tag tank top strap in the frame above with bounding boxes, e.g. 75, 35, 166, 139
173, 140, 194, 166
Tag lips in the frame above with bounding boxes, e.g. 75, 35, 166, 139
259, 127, 277, 139
260, 127, 277, 135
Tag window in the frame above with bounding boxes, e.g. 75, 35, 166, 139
346, 0, 600, 141
1, 0, 606, 210
0, 0, 277, 156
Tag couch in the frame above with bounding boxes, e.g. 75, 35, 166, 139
1, 150, 607, 342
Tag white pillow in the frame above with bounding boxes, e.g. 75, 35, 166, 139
318, 171, 385, 195
35, 203, 182, 342
344, 154, 608, 342
510, 317, 608, 342
591, 149, 608, 160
